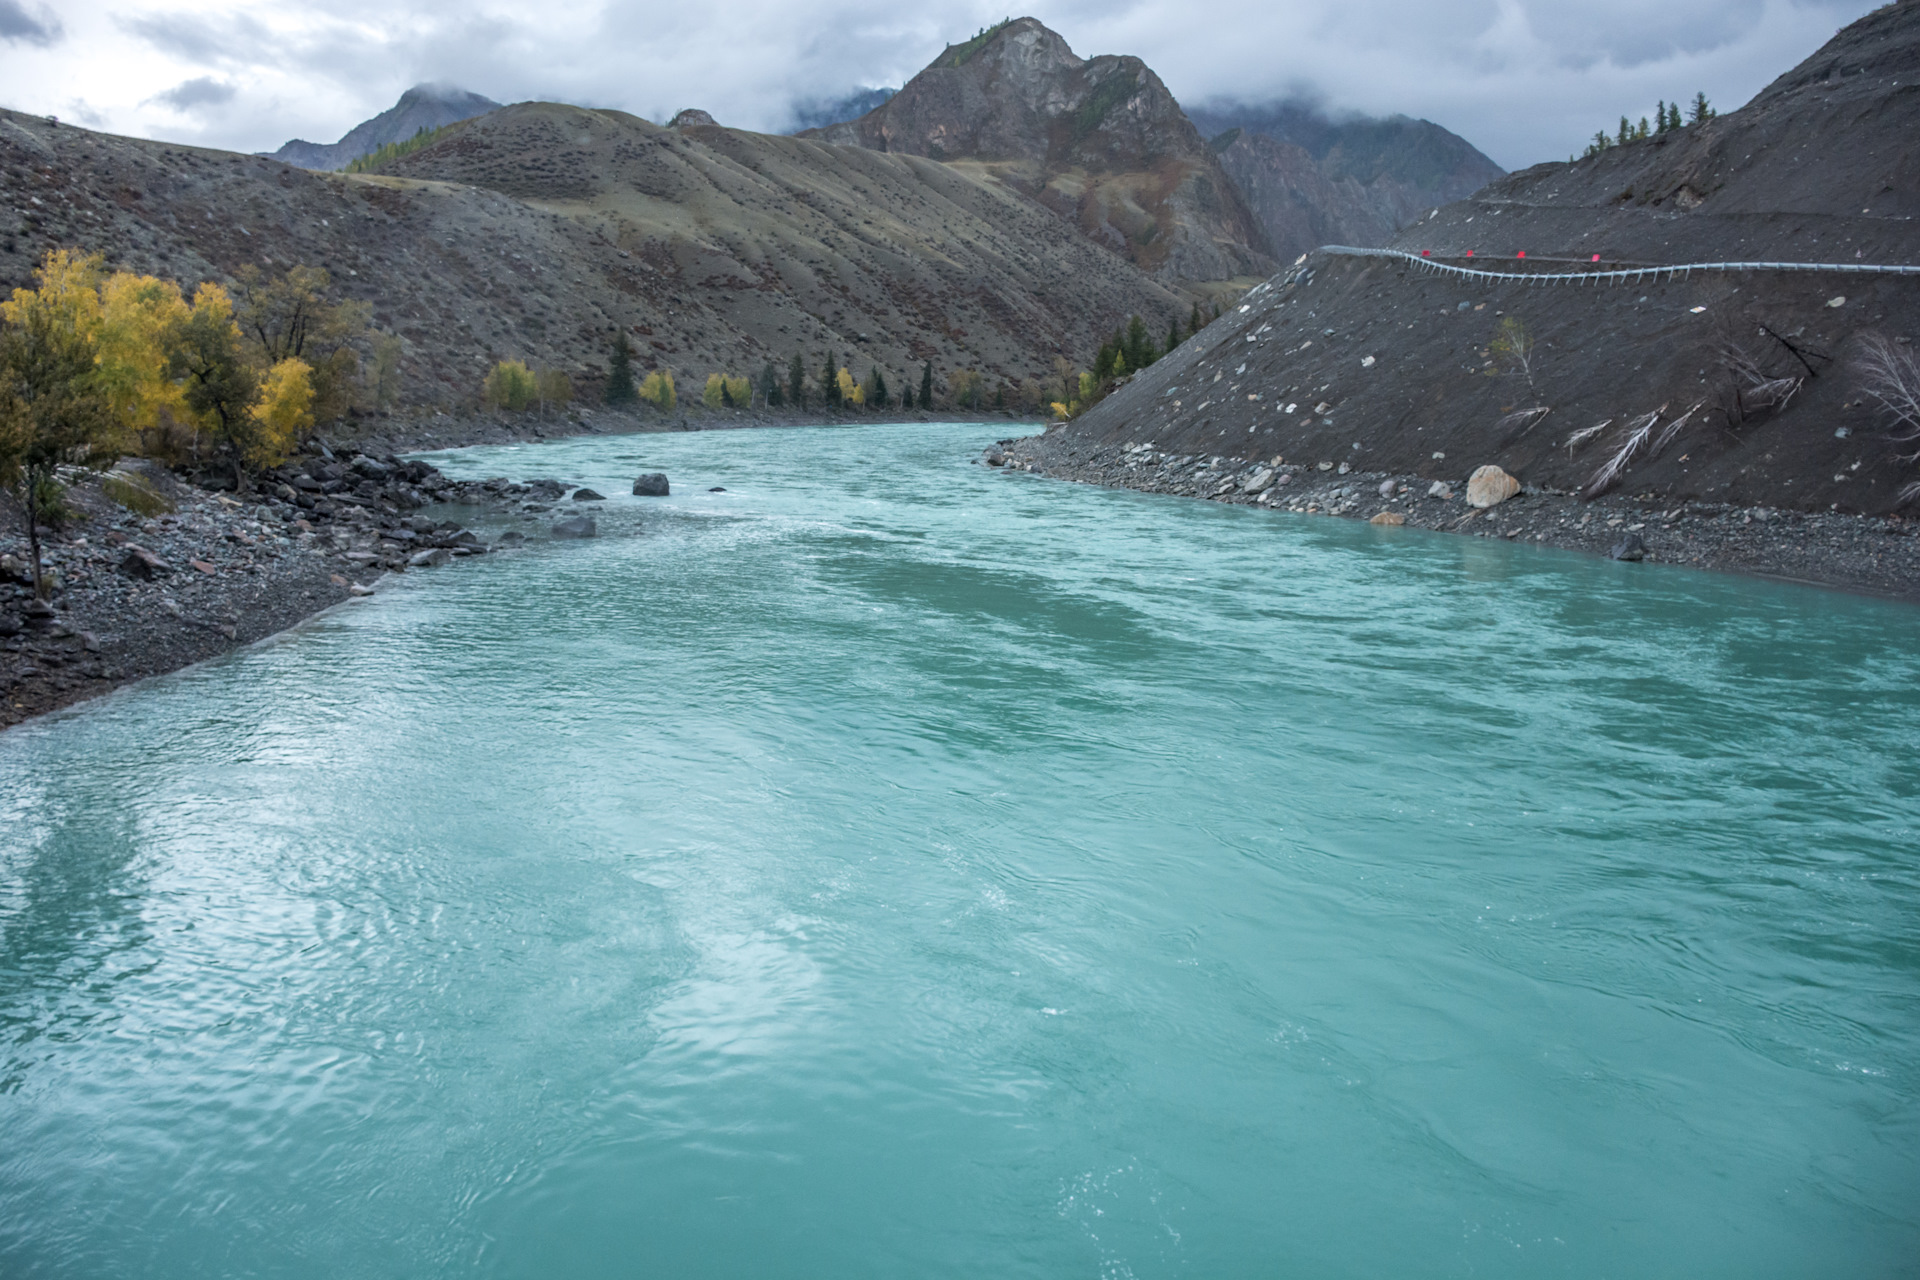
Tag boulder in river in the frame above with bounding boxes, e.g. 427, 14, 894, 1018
572, 489, 605, 502
494, 531, 526, 547
552, 516, 597, 539
408, 548, 453, 568
632, 474, 670, 497
1465, 465, 1520, 509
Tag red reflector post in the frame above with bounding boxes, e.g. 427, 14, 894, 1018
1466, 250, 1474, 257
1517, 251, 1526, 258
1421, 250, 1431, 257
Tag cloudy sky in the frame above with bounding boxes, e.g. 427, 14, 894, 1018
0, 0, 1882, 169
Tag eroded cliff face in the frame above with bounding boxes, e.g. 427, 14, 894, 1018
803, 18, 1273, 287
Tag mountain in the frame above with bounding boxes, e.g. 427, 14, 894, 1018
270, 84, 500, 171
1033, 0, 1920, 517
800, 17, 1273, 287
1186, 102, 1505, 262
2, 99, 1183, 412
786, 88, 897, 134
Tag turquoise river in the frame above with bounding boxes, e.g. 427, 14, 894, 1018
3, 422, 1918, 1277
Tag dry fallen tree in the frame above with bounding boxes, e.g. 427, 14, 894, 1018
1854, 334, 1920, 503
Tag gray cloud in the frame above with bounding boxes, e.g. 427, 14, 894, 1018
0, 0, 61, 45
100, 0, 1885, 170
120, 10, 273, 66
148, 76, 238, 112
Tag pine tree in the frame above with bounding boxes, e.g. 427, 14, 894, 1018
788, 352, 807, 407
867, 365, 889, 408
901, 382, 914, 411
1167, 317, 1182, 353
821, 353, 841, 407
1689, 92, 1714, 125
762, 359, 783, 407
920, 360, 933, 408
1094, 334, 1119, 380
1617, 116, 1631, 145
604, 332, 638, 405
1123, 314, 1154, 370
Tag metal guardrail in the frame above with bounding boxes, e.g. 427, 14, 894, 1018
1317, 244, 1920, 284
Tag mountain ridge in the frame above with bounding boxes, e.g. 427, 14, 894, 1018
269, 84, 501, 172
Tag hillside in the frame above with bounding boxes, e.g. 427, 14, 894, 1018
801, 18, 1272, 288
1, 102, 1185, 413
1187, 103, 1505, 262
1027, 0, 1920, 519
270, 84, 501, 172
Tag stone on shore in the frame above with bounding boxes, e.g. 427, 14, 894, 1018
1370, 511, 1406, 526
552, 516, 597, 539
1610, 533, 1648, 562
632, 474, 670, 496
118, 545, 172, 580
408, 548, 453, 568
1466, 465, 1520, 509
1241, 467, 1275, 493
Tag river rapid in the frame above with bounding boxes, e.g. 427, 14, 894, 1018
3, 422, 1917, 1277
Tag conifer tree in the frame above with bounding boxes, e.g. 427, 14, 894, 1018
920, 360, 933, 408
1689, 92, 1715, 125
761, 359, 783, 407
901, 382, 914, 410
867, 365, 889, 409
604, 332, 638, 405
1123, 314, 1154, 370
788, 352, 807, 407
821, 353, 841, 407
1167, 316, 1182, 353
1617, 116, 1631, 145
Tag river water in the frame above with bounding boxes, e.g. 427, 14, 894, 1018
3, 422, 1917, 1277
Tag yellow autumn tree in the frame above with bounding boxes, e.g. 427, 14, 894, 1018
249, 358, 314, 467
96, 272, 192, 448
639, 369, 675, 411
836, 366, 863, 406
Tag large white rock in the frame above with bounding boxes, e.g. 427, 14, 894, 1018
1466, 465, 1520, 509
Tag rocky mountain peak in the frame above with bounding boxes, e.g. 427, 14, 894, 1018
799, 17, 1269, 285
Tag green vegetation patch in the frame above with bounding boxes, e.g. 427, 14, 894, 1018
1073, 71, 1139, 141
346, 121, 465, 174
102, 472, 175, 517
943, 18, 1013, 68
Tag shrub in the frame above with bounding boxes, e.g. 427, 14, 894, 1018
101, 471, 174, 516
949, 369, 982, 409
537, 368, 572, 411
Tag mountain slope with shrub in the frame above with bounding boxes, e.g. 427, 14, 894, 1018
2, 99, 1186, 418
1027, 0, 1920, 520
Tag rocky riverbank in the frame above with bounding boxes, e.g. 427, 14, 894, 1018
1, 443, 611, 730
994, 436, 1920, 602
